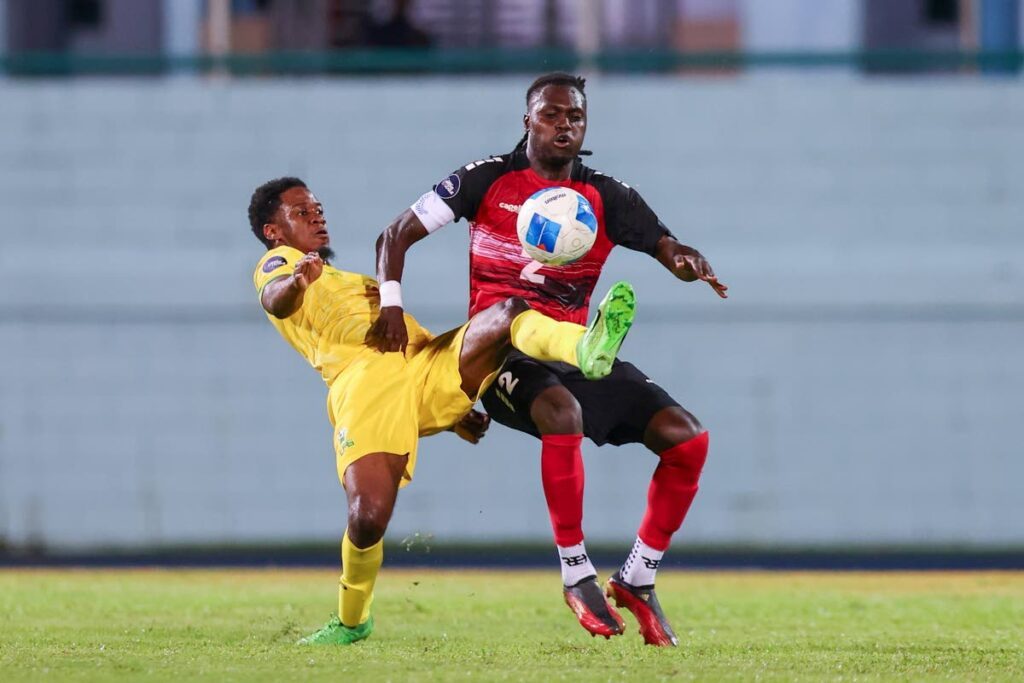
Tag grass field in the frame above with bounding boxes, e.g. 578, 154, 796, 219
1, 569, 1023, 681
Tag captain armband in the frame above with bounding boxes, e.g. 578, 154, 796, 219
410, 190, 456, 233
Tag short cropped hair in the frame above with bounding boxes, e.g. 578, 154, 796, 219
248, 177, 307, 248
526, 72, 587, 106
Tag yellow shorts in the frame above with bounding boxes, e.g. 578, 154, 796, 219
327, 323, 490, 488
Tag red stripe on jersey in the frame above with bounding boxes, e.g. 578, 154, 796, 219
468, 168, 614, 325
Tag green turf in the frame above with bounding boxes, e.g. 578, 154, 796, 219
1, 569, 1023, 681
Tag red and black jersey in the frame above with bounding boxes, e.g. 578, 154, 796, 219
411, 148, 671, 325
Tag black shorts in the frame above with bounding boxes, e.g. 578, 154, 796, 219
480, 351, 681, 446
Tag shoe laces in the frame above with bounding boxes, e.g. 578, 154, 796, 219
310, 614, 343, 638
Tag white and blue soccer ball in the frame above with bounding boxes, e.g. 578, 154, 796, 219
516, 187, 598, 266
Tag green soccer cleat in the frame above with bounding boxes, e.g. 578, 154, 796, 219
297, 615, 373, 645
576, 281, 636, 380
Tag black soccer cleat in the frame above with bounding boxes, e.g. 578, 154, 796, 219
562, 576, 626, 639
606, 571, 678, 647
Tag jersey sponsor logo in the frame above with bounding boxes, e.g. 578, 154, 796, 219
497, 371, 520, 394
337, 427, 355, 457
435, 173, 461, 199
498, 202, 521, 214
262, 255, 287, 273
562, 553, 589, 567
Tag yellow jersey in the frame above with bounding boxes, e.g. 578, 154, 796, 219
253, 246, 434, 385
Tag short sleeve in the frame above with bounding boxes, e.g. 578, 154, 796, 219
253, 245, 303, 295
410, 156, 508, 232
595, 173, 673, 256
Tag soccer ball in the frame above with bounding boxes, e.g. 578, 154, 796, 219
516, 187, 598, 265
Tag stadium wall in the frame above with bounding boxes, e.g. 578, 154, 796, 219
1, 76, 1021, 550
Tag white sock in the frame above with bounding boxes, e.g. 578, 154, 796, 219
619, 537, 665, 587
557, 542, 597, 587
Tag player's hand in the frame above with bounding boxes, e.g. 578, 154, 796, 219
292, 252, 324, 291
672, 249, 728, 299
367, 305, 409, 354
451, 409, 491, 445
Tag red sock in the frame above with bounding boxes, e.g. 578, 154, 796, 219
540, 434, 585, 547
638, 431, 709, 551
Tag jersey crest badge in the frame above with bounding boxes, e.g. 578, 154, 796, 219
337, 427, 355, 456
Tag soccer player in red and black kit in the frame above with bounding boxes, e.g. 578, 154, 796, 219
370, 73, 728, 647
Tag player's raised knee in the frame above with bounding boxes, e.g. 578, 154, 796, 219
675, 412, 704, 442
645, 407, 704, 453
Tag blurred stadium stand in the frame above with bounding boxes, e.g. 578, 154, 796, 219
0, 1, 1022, 558
0, 0, 1021, 75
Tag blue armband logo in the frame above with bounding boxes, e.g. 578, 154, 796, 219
435, 173, 461, 199
262, 255, 287, 273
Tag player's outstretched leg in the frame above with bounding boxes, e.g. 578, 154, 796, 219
576, 281, 636, 380
456, 282, 636, 397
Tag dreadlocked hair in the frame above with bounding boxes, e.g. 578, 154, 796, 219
248, 176, 307, 248
516, 71, 592, 156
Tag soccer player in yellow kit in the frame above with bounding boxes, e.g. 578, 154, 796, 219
248, 177, 638, 645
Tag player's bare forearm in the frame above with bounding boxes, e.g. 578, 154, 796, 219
375, 209, 430, 284
655, 235, 729, 298
261, 252, 324, 318
368, 210, 432, 353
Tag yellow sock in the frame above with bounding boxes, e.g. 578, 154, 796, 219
510, 310, 586, 367
339, 532, 383, 627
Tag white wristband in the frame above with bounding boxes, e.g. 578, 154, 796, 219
379, 280, 403, 308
